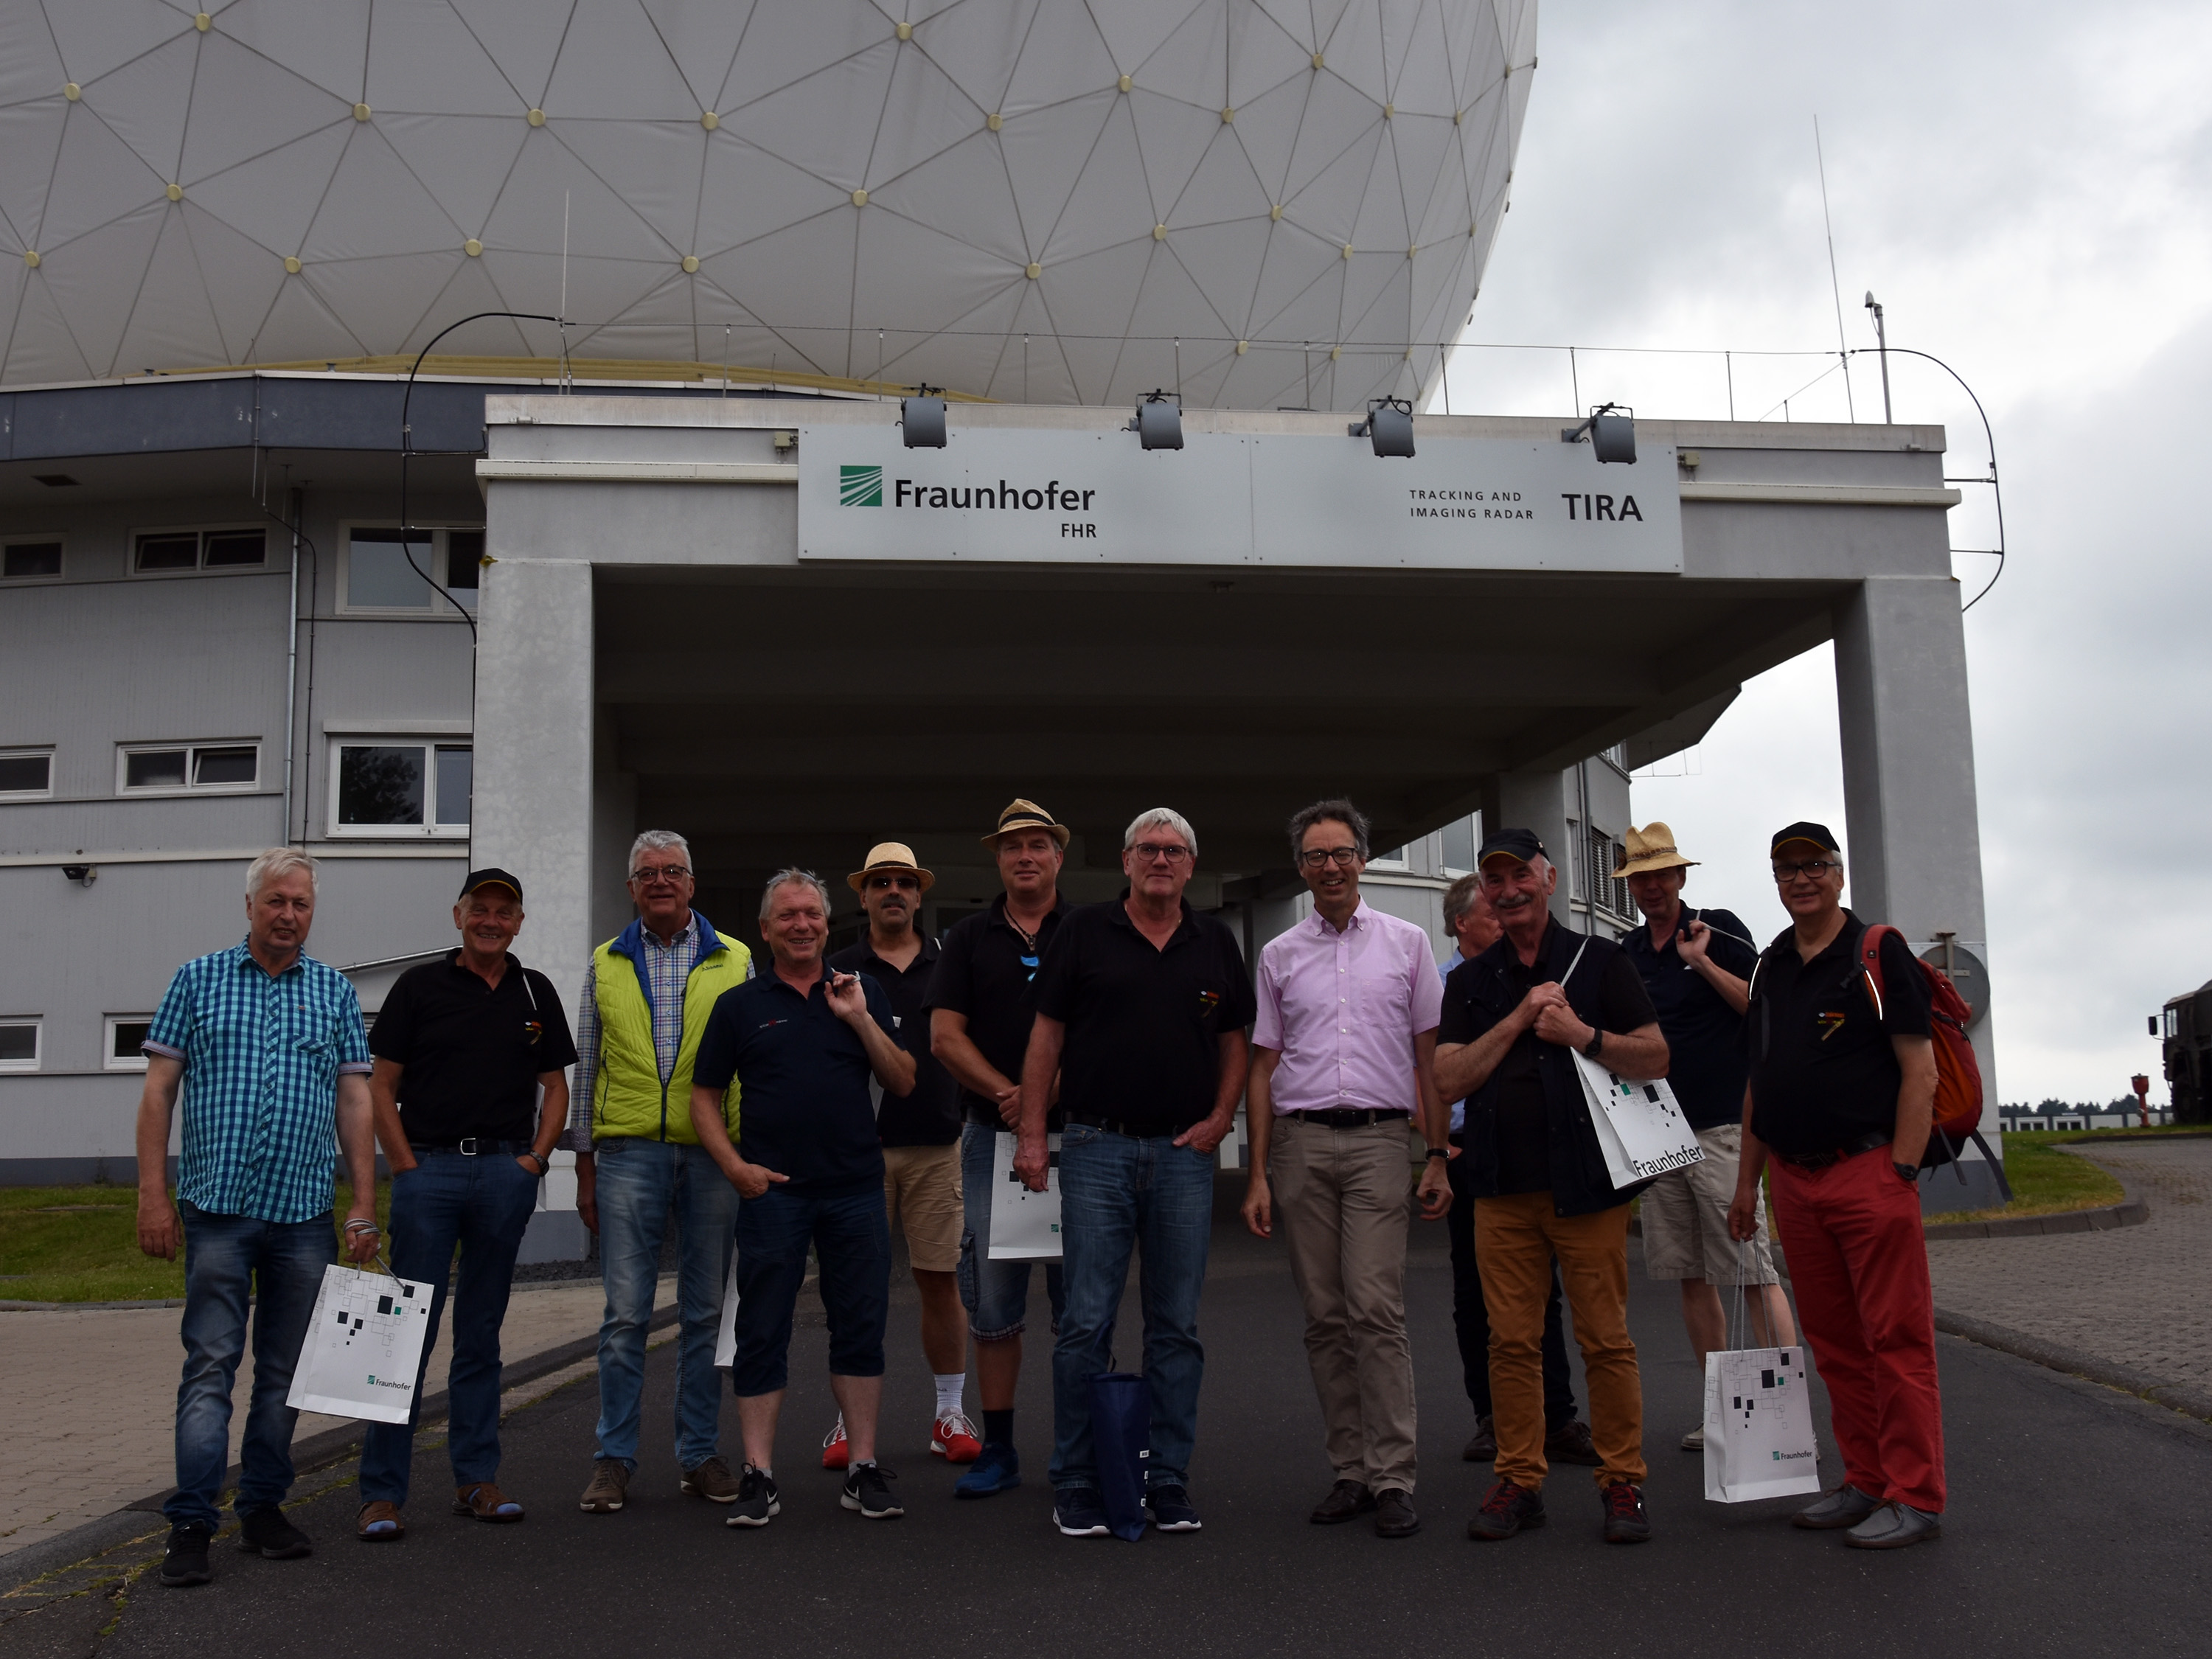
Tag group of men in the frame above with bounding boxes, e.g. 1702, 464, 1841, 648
133, 796, 1950, 1587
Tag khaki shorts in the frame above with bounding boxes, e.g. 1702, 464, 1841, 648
1641, 1123, 1779, 1285
883, 1142, 964, 1273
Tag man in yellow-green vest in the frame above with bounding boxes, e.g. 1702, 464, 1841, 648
559, 830, 751, 1514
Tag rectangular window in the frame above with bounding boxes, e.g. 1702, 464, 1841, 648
0, 1020, 39, 1072
1440, 814, 1478, 874
344, 529, 438, 608
2, 539, 63, 580
445, 529, 483, 610
0, 749, 54, 797
331, 739, 470, 835
118, 742, 260, 793
132, 527, 265, 573
105, 1016, 153, 1072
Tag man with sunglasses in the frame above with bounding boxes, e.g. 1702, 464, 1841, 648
819, 843, 974, 1470
1730, 822, 1942, 1551
562, 830, 752, 1517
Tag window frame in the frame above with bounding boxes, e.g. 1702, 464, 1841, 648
0, 1018, 42, 1074
126, 523, 270, 578
115, 740, 262, 798
325, 734, 473, 838
104, 1015, 154, 1073
1, 533, 66, 584
0, 746, 56, 800
338, 523, 484, 616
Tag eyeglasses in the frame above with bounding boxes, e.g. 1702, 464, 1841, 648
629, 864, 692, 884
1130, 844, 1192, 864
1772, 860, 1840, 882
866, 874, 921, 891
1297, 847, 1361, 869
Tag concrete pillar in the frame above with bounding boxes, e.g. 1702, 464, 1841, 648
1832, 574, 2003, 1211
1481, 770, 1572, 929
474, 557, 596, 1259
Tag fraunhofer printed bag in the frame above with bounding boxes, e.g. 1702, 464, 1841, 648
987, 1130, 1062, 1260
286, 1260, 436, 1424
1702, 1255, 1822, 1503
714, 1245, 740, 1369
1571, 1049, 1704, 1191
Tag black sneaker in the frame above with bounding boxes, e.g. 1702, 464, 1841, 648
236, 1506, 312, 1559
1146, 1484, 1202, 1531
841, 1461, 904, 1520
1601, 1481, 1652, 1544
1053, 1486, 1110, 1537
159, 1523, 214, 1587
724, 1465, 781, 1528
1467, 1479, 1546, 1542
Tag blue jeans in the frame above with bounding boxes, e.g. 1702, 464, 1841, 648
729, 1184, 890, 1396
957, 1121, 1065, 1340
1049, 1124, 1214, 1492
592, 1138, 737, 1471
358, 1150, 541, 1506
167, 1203, 336, 1531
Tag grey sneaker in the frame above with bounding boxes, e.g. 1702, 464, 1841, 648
1792, 1483, 1881, 1531
1844, 1500, 1941, 1550
681, 1455, 740, 1503
1680, 1424, 1705, 1453
579, 1459, 630, 1514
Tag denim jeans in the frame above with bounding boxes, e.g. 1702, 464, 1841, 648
167, 1203, 336, 1530
358, 1150, 542, 1506
1049, 1124, 1214, 1492
592, 1138, 737, 1471
957, 1121, 1065, 1340
728, 1184, 890, 1396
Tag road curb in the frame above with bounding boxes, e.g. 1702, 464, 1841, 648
1932, 1306, 2212, 1425
1921, 1197, 2148, 1239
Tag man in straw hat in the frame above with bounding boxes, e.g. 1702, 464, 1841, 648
1613, 824, 1796, 1455
817, 842, 974, 1471
925, 799, 1074, 1497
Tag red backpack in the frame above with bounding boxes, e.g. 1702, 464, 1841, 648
1859, 924, 2009, 1196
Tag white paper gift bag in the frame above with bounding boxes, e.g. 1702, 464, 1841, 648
1571, 1051, 1704, 1190
714, 1245, 741, 1369
987, 1130, 1062, 1260
286, 1262, 437, 1424
1703, 1344, 1822, 1502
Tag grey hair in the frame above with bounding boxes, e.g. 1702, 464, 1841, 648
627, 830, 694, 879
1123, 806, 1197, 858
1287, 797, 1370, 862
1442, 873, 1487, 927
245, 847, 319, 901
758, 866, 832, 922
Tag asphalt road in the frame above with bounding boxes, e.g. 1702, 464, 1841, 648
19, 1182, 2211, 1658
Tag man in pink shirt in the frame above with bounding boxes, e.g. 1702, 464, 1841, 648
1242, 799, 1452, 1538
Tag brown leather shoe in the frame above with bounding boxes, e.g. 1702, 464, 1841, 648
681, 1455, 742, 1503
1545, 1418, 1602, 1467
579, 1460, 629, 1514
355, 1500, 404, 1543
1373, 1489, 1421, 1538
453, 1482, 525, 1522
1309, 1479, 1374, 1524
1462, 1416, 1497, 1461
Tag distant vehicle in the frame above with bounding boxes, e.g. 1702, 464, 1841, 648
2152, 981, 2212, 1124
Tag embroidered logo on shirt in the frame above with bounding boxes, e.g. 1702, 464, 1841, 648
523, 1020, 543, 1046
1197, 990, 1220, 1014
1815, 1010, 1846, 1040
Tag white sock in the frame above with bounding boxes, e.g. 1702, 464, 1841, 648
934, 1372, 967, 1417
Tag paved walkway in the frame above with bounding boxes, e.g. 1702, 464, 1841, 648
0, 1279, 614, 1559
1927, 1138, 2212, 1393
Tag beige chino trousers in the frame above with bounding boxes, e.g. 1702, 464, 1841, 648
1270, 1115, 1419, 1493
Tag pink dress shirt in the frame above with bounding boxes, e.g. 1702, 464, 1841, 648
1252, 899, 1444, 1115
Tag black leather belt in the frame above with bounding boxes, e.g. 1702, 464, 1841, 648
1062, 1113, 1181, 1139
1775, 1130, 1890, 1172
1287, 1108, 1412, 1129
409, 1138, 529, 1157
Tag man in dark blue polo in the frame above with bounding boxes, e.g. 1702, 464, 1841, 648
358, 868, 577, 1539
689, 869, 917, 1527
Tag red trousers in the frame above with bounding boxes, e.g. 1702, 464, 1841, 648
1768, 1146, 1946, 1513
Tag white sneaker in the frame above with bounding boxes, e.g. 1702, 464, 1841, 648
1680, 1424, 1705, 1453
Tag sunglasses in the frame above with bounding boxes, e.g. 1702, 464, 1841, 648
866, 874, 922, 891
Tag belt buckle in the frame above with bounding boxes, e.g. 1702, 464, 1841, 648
457, 1136, 479, 1156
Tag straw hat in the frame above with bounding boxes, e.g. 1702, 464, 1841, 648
981, 797, 1071, 849
846, 841, 936, 894
1611, 822, 1698, 878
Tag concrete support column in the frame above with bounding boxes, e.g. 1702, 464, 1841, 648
474, 556, 595, 1258
1481, 770, 1573, 929
1833, 574, 2003, 1211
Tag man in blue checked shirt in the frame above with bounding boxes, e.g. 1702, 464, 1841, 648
134, 849, 379, 1590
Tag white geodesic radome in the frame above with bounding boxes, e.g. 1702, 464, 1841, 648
0, 1, 1536, 409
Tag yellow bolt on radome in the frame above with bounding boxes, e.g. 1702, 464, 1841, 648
464, 238, 482, 257
681, 255, 699, 274
284, 255, 302, 274
528, 108, 546, 126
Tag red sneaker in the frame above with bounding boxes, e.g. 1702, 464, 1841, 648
932, 1411, 982, 1463
821, 1419, 849, 1471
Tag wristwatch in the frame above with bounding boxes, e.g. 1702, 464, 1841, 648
1425, 1147, 1450, 1161
1581, 1030, 1604, 1060
521, 1151, 549, 1175
1892, 1160, 1919, 1186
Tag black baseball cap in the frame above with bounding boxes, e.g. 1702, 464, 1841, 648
1478, 827, 1547, 868
1769, 822, 1840, 858
458, 867, 524, 902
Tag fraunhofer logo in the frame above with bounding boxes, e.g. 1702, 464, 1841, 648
841, 465, 883, 507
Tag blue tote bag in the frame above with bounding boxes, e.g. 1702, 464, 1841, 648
1088, 1371, 1151, 1541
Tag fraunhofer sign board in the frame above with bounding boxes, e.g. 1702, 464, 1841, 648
798, 425, 1681, 573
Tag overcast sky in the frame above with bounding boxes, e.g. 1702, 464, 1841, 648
1450, 0, 2212, 1105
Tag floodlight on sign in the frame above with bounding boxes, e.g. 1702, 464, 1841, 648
1128, 391, 1183, 451
1560, 403, 1636, 465
901, 393, 947, 449
1349, 398, 1415, 458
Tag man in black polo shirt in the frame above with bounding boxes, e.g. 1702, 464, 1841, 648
689, 868, 916, 1527
359, 869, 577, 1538
821, 841, 973, 1471
1729, 822, 1941, 1551
1017, 807, 1255, 1540
1614, 822, 1796, 1454
1435, 829, 1666, 1547
925, 798, 1074, 1498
